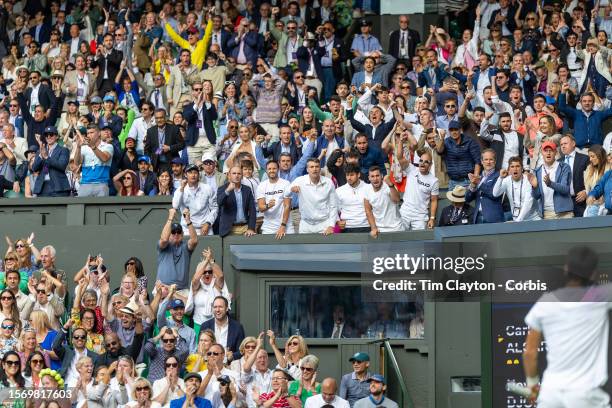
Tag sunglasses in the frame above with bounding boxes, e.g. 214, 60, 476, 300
445, 105, 456, 108
420, 160, 431, 165
136, 386, 150, 392
225, 80, 235, 85
193, 88, 203, 91
9, 104, 18, 108
203, 270, 213, 275
31, 359, 44, 365
244, 345, 256, 350
36, 289, 47, 294
15, 244, 25, 248
300, 367, 314, 372
4, 258, 16, 262
1, 325, 14, 330
526, 17, 535, 20
73, 335, 87, 340
162, 338, 176, 343
165, 362, 179, 367
4, 360, 19, 367
289, 341, 300, 346
207, 351, 221, 356
126, 261, 136, 266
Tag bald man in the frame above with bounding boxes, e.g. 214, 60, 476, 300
305, 378, 350, 408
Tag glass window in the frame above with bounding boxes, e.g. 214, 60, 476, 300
270, 285, 424, 339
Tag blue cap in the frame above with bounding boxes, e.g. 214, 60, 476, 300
137, 155, 151, 164
167, 299, 185, 309
25, 145, 39, 155
67, 100, 79, 107
367, 374, 386, 384
349, 352, 370, 362
448, 120, 461, 130
43, 126, 58, 135
171, 157, 184, 165
103, 94, 116, 103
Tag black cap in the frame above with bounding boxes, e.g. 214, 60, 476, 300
170, 223, 183, 234
25, 145, 39, 156
44, 126, 58, 135
360, 19, 371, 27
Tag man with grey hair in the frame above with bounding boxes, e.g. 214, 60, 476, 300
1, 123, 27, 166
39, 245, 67, 289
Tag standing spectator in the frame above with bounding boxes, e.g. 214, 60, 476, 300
400, 152, 439, 230
465, 149, 504, 224
166, 49, 200, 117
161, 9, 213, 70
364, 166, 402, 238
217, 166, 257, 237
479, 112, 524, 170
389, 15, 421, 65
584, 146, 611, 217
172, 164, 218, 236
145, 109, 185, 173
493, 157, 541, 222
436, 121, 482, 190
559, 134, 589, 217
73, 125, 113, 197
257, 160, 294, 236
339, 352, 371, 407
577, 37, 611, 97
249, 66, 286, 142
558, 83, 612, 150
90, 33, 123, 96
51, 324, 98, 381
157, 208, 198, 292
336, 164, 370, 233
62, 55, 97, 110
346, 101, 397, 151
16, 83, 62, 148
354, 375, 398, 408
199, 296, 245, 363
270, 13, 303, 70
127, 102, 155, 155
183, 83, 218, 165
351, 20, 382, 58
528, 141, 574, 220
587, 165, 612, 215
318, 22, 345, 103
30, 126, 70, 197
285, 158, 338, 235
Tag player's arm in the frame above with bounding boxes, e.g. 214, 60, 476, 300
523, 328, 542, 401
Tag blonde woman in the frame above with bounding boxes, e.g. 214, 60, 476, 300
84, 365, 129, 408
223, 125, 257, 172
150, 44, 173, 83
267, 331, 308, 380
185, 329, 215, 373
229, 336, 258, 374
28, 310, 60, 370
70, 356, 95, 402
17, 329, 50, 372
1, 55, 17, 83
126, 378, 161, 408
584, 145, 611, 217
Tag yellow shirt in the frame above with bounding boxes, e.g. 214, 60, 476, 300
185, 354, 208, 372
165, 20, 213, 69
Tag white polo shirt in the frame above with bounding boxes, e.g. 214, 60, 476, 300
336, 180, 369, 229
256, 178, 294, 234
400, 165, 439, 220
363, 183, 403, 232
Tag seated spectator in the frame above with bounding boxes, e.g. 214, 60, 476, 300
200, 296, 245, 363
196, 343, 234, 406
354, 375, 398, 408
152, 355, 186, 407
144, 327, 189, 383
305, 378, 350, 408
113, 169, 144, 196
258, 369, 299, 408
438, 186, 475, 227
288, 355, 321, 405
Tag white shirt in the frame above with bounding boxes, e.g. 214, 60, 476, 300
214, 318, 229, 350
243, 368, 273, 408
286, 37, 299, 64
541, 161, 559, 212
492, 175, 540, 221
336, 180, 369, 228
476, 72, 491, 96
400, 165, 439, 220
30, 83, 40, 111
128, 116, 155, 152
76, 72, 89, 102
363, 183, 403, 232
66, 347, 88, 387
285, 175, 338, 227
70, 38, 80, 58
185, 278, 231, 325
305, 394, 350, 408
256, 178, 293, 234
563, 150, 576, 195
604, 132, 612, 154
197, 368, 238, 405
152, 377, 185, 407
172, 183, 218, 234
525, 288, 612, 390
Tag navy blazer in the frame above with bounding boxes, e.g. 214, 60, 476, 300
183, 102, 218, 147
296, 45, 326, 80
227, 32, 259, 68
31, 144, 70, 195
452, 67, 497, 90
346, 108, 396, 151
24, 84, 55, 112
315, 135, 345, 168
561, 152, 589, 216
200, 317, 245, 361
532, 162, 574, 215
262, 140, 301, 164
465, 170, 505, 224
144, 124, 185, 171
29, 22, 52, 44
207, 29, 232, 54
216, 183, 257, 237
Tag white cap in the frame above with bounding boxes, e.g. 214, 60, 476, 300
202, 152, 217, 162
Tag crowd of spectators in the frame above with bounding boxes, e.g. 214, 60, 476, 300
0, 227, 399, 408
0, 0, 609, 234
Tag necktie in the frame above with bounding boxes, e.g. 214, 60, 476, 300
213, 33, 218, 44
332, 324, 340, 339
401, 32, 406, 54
155, 89, 161, 107
565, 155, 570, 165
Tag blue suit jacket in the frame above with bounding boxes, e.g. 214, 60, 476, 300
452, 67, 497, 90
200, 317, 245, 361
509, 70, 537, 106
183, 102, 218, 147
217, 184, 257, 237
296, 45, 325, 80
227, 32, 259, 68
347, 108, 396, 151
31, 144, 70, 195
314, 135, 345, 168
465, 171, 505, 224
532, 162, 574, 215
350, 70, 383, 90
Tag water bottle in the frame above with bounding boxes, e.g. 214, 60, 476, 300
366, 328, 373, 338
